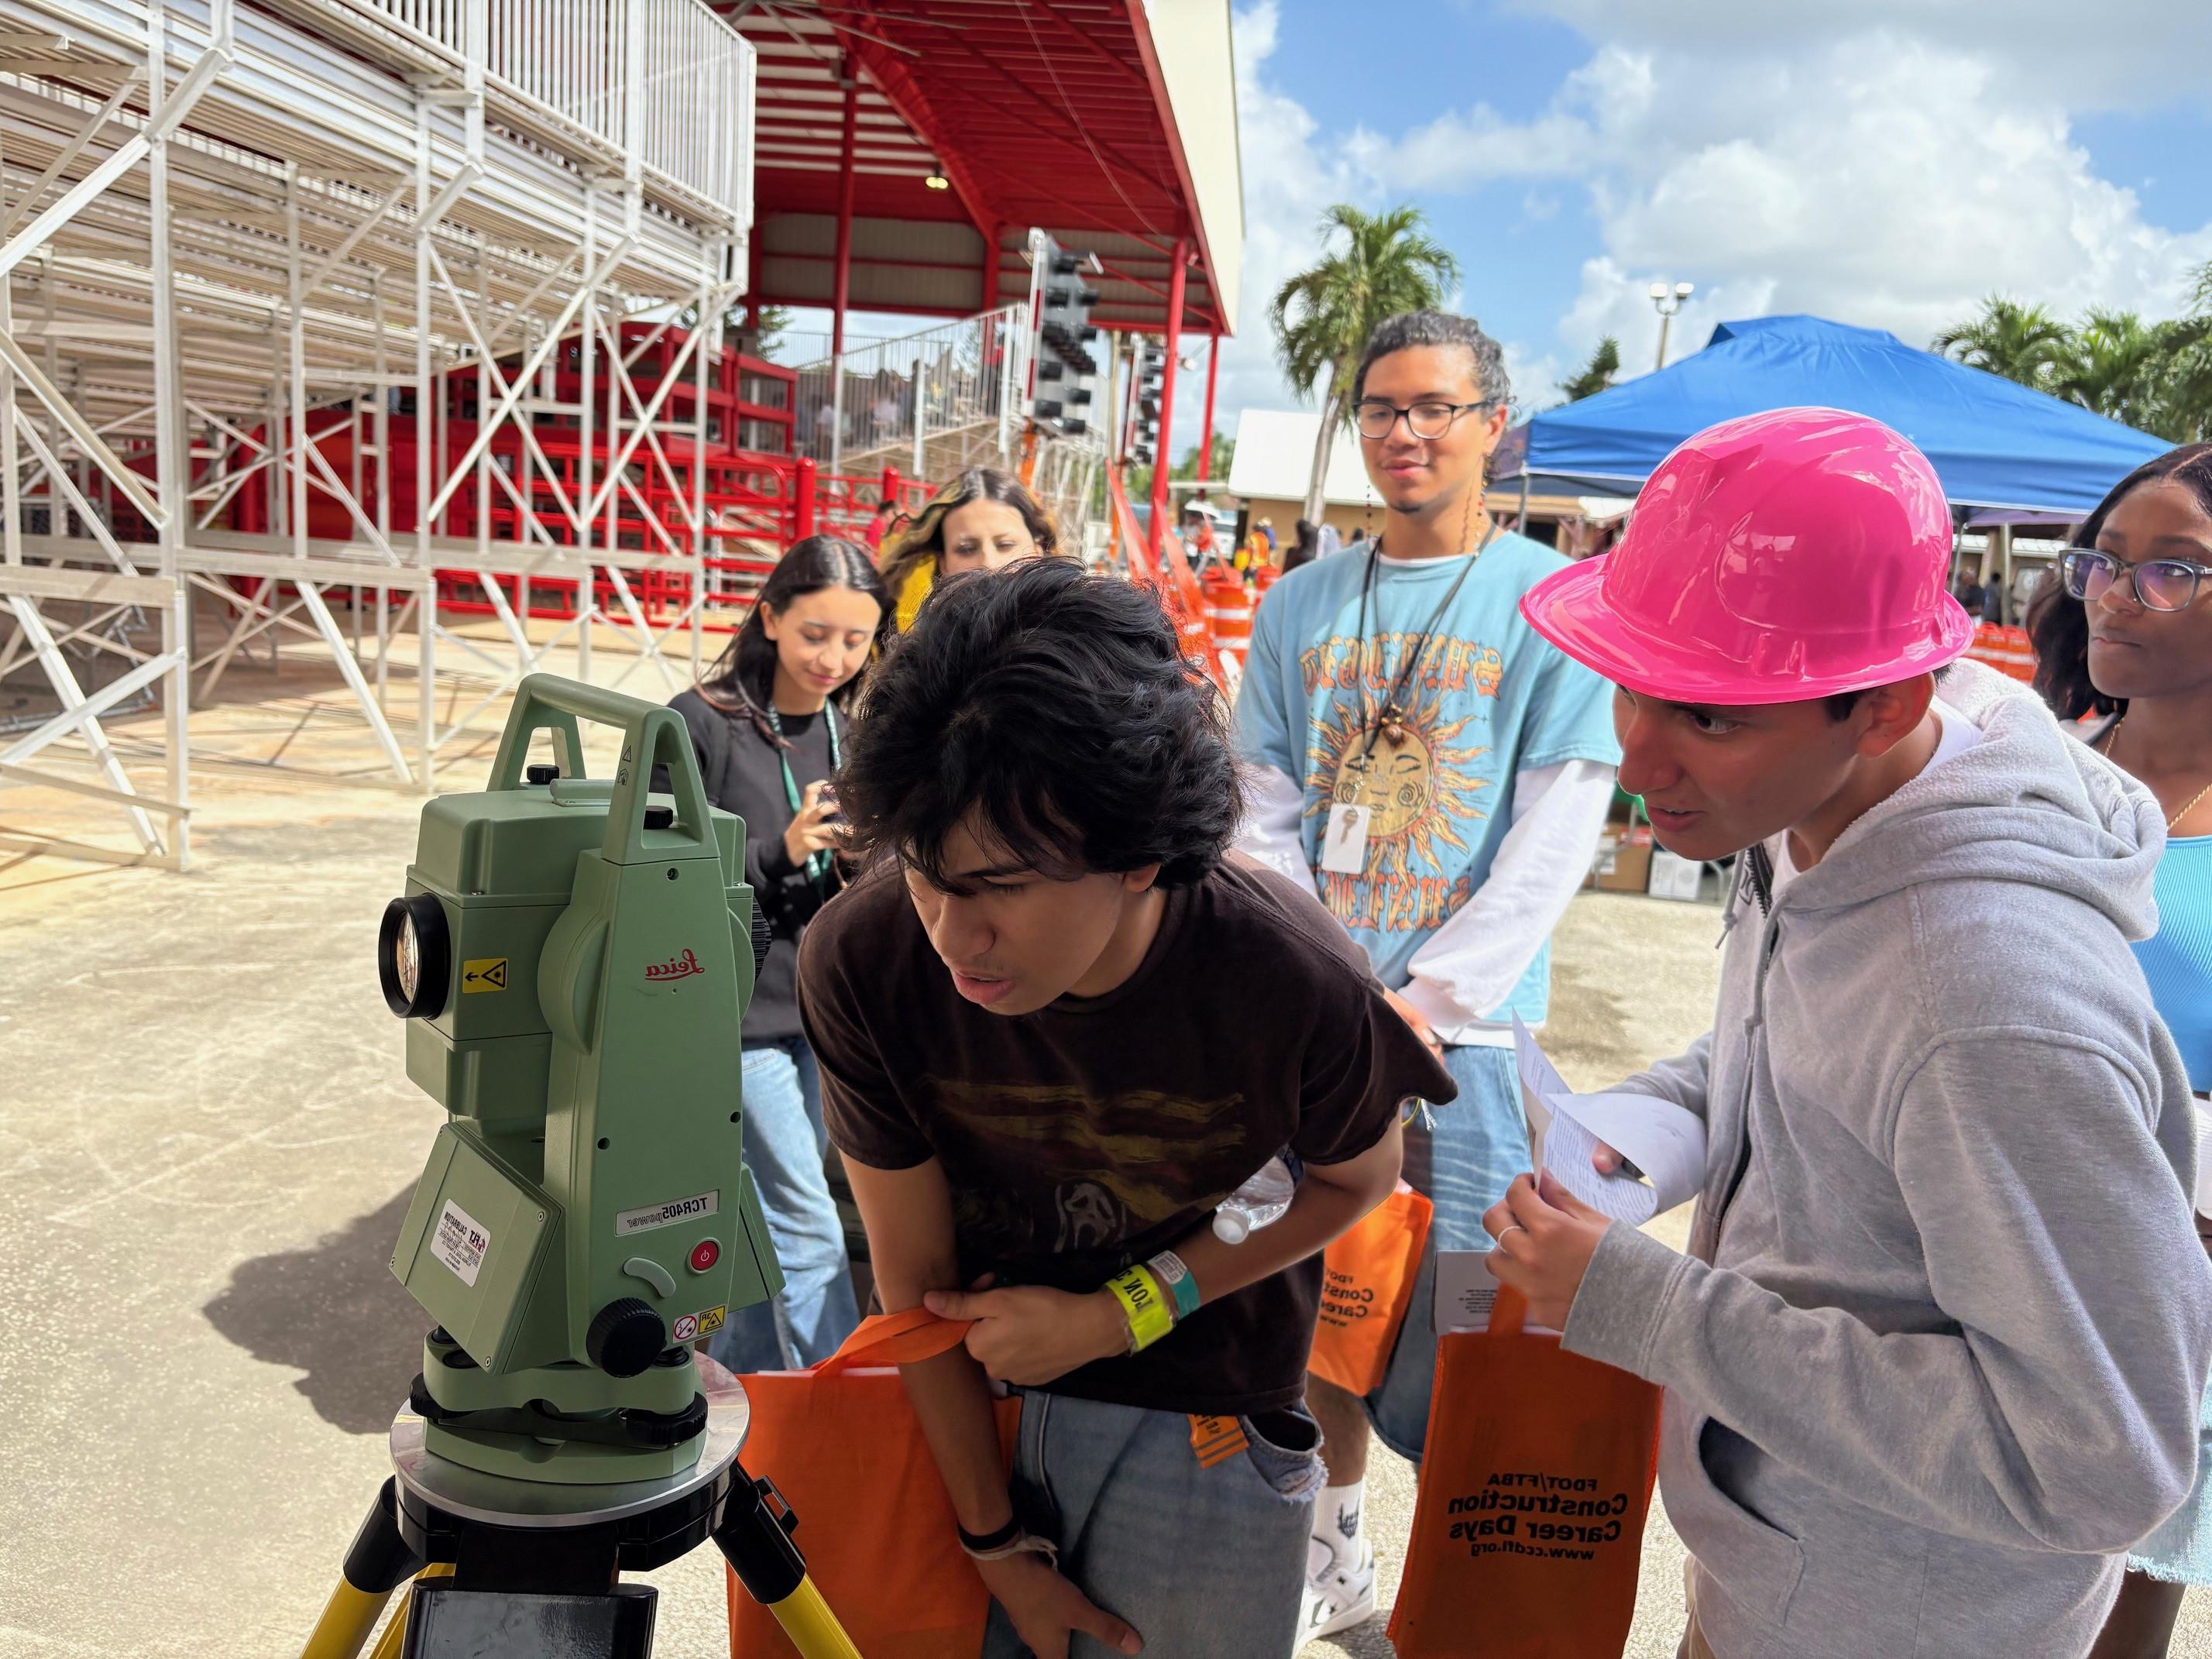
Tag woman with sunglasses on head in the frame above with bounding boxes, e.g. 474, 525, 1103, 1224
665, 535, 891, 1376
2033, 445, 2212, 1659
875, 466, 1063, 632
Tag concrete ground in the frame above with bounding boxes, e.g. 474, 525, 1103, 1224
2, 643, 2209, 1656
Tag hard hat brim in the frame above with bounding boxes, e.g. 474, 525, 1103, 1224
1520, 555, 1980, 706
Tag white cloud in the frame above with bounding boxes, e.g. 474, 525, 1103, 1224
1187, 2, 1384, 448
1200, 2, 2212, 459
1361, 26, 2212, 382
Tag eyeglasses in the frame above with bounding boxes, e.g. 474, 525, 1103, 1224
2059, 548, 2211, 613
1352, 399, 1492, 441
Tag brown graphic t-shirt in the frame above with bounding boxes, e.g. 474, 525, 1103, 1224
799, 855, 1457, 1416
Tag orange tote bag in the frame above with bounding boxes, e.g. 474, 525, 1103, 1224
1388, 1286, 1661, 1658
1308, 1182, 1433, 1396
726, 1308, 1020, 1659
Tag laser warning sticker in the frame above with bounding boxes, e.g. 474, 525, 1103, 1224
432, 1199, 489, 1287
616, 1190, 720, 1236
461, 957, 508, 993
671, 1307, 726, 1344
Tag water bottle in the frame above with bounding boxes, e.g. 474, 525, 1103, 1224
1214, 1154, 1299, 1243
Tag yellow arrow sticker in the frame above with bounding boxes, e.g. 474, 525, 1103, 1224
461, 957, 509, 993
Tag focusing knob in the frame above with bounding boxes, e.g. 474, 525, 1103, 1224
525, 763, 559, 785
586, 1297, 667, 1379
750, 902, 773, 974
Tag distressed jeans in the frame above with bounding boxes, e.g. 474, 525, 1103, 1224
1363, 1042, 1529, 1462
983, 1393, 1325, 1659
706, 1038, 860, 1373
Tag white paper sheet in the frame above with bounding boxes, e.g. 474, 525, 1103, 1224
1512, 1017, 1708, 1226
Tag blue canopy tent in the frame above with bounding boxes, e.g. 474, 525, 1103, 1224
1496, 314, 2169, 517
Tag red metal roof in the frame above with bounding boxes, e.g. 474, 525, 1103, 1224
716, 0, 1229, 336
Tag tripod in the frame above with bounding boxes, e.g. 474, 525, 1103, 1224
301, 1351, 858, 1659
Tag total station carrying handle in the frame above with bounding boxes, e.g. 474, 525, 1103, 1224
487, 673, 716, 867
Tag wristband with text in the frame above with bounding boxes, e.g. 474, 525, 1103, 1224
1146, 1250, 1200, 1321
1106, 1264, 1174, 1353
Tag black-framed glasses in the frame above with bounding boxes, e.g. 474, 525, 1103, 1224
1352, 398, 1492, 441
2059, 548, 2211, 613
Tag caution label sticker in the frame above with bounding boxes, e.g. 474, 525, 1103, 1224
432, 1199, 489, 1287
461, 958, 508, 993
672, 1306, 726, 1345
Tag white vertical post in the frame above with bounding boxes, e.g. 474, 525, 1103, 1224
150, 0, 190, 866
912, 353, 926, 479
576, 186, 595, 684
414, 89, 437, 793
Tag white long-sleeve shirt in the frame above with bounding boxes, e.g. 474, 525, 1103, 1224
1237, 756, 1616, 1046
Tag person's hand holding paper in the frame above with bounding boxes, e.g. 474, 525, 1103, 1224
1511, 1018, 1707, 1226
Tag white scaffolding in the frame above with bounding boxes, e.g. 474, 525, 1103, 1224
0, 0, 754, 868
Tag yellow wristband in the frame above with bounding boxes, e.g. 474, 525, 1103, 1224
1107, 1266, 1175, 1353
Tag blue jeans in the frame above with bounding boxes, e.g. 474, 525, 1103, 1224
983, 1393, 1324, 1659
1362, 1043, 1527, 1462
706, 1039, 860, 1372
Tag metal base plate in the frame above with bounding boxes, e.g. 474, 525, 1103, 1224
391, 1351, 749, 1529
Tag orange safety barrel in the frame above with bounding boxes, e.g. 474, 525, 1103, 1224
1253, 566, 1282, 598
1965, 622, 2037, 682
1202, 575, 1254, 661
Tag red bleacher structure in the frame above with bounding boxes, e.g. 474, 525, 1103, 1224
221, 321, 932, 633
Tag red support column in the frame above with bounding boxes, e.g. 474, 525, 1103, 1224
795, 456, 818, 542
1197, 332, 1219, 485
1148, 239, 1189, 558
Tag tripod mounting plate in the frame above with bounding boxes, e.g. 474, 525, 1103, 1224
392, 1350, 748, 1530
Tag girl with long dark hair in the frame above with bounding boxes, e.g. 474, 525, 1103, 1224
2035, 445, 2212, 1659
667, 534, 891, 1372
874, 466, 1061, 631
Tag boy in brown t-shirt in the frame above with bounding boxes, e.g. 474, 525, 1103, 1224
802, 559, 1451, 1658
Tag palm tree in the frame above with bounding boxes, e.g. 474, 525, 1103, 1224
1272, 204, 1460, 522
1559, 337, 1621, 404
1931, 297, 2069, 391
2051, 309, 2166, 428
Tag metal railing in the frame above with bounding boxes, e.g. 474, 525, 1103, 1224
342, 0, 751, 220
795, 304, 1032, 476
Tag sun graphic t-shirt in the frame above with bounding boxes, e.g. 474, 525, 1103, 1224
799, 857, 1455, 1415
1235, 533, 1621, 1019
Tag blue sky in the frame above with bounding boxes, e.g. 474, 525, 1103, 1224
779, 2, 2212, 465
1200, 0, 2212, 445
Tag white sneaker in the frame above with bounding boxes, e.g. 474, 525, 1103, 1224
1299, 1535, 1378, 1644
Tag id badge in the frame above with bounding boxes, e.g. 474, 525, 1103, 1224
1321, 802, 1371, 874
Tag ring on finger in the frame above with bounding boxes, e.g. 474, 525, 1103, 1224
1496, 1223, 1528, 1249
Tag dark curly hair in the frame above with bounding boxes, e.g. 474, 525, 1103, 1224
836, 560, 1240, 891
2028, 443, 2212, 720
1352, 307, 1510, 407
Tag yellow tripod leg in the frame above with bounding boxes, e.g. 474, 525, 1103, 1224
301, 1563, 454, 1659
300, 1578, 389, 1659
762, 1576, 863, 1659
369, 1566, 455, 1659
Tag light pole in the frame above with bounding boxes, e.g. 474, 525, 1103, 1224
1648, 280, 1694, 370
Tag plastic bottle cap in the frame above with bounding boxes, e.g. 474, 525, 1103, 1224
1214, 1210, 1250, 1245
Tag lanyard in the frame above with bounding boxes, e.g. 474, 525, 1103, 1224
764, 702, 842, 889
1348, 520, 1498, 761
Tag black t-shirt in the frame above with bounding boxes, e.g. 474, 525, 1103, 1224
798, 856, 1455, 1416
668, 689, 840, 1042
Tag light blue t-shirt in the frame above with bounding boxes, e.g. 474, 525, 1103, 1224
2138, 836, 2212, 1093
1235, 533, 1621, 1022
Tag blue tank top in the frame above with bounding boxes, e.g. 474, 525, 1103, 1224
2138, 835, 2212, 1093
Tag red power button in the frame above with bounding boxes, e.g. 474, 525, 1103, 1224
689, 1238, 720, 1273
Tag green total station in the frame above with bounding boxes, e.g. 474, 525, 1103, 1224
376, 674, 782, 1484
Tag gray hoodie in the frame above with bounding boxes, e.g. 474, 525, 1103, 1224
1563, 661, 2212, 1658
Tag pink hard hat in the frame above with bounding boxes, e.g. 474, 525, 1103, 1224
1521, 407, 1975, 704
